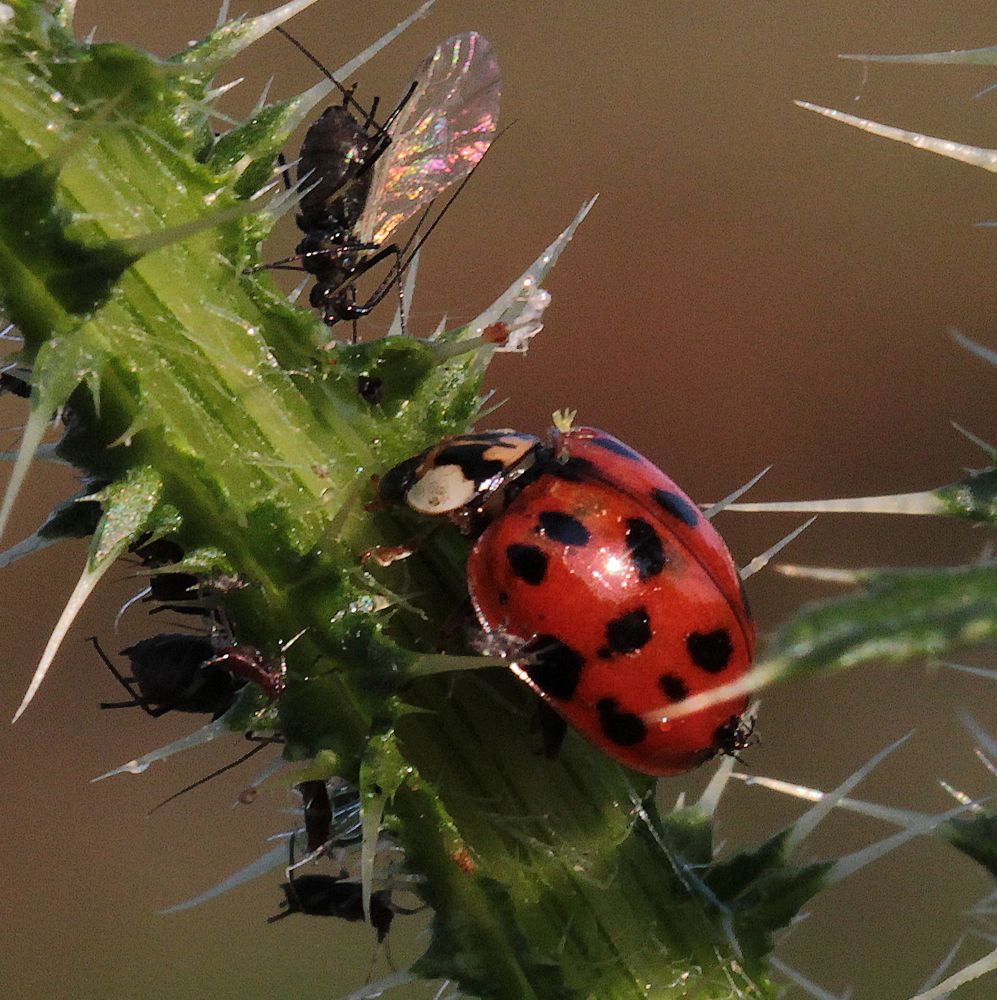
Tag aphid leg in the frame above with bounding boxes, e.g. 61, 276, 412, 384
276, 150, 293, 192
90, 635, 170, 718
363, 95, 381, 129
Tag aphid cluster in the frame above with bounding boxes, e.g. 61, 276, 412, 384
95, 537, 285, 721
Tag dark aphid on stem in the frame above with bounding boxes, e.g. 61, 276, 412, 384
0, 365, 31, 398
270, 786, 409, 940
268, 875, 397, 941
295, 780, 365, 856
127, 537, 203, 613
250, 30, 500, 336
92, 633, 285, 719
299, 779, 334, 854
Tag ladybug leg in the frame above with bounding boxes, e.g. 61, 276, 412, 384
359, 523, 441, 568
360, 542, 417, 567
533, 700, 568, 761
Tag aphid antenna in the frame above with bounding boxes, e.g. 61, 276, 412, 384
275, 26, 391, 132
146, 739, 276, 816
113, 585, 153, 630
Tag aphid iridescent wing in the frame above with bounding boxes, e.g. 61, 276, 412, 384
356, 32, 500, 246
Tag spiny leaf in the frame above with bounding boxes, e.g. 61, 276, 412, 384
840, 44, 997, 66
655, 563, 997, 721
796, 100, 997, 174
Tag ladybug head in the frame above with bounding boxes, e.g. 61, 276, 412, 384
377, 453, 424, 506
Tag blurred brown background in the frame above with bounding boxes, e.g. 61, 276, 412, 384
2, 2, 995, 997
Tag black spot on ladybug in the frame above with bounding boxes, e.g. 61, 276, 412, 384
548, 456, 595, 482
652, 488, 699, 527
436, 443, 508, 484
506, 543, 548, 585
537, 511, 590, 547
596, 698, 646, 746
625, 518, 666, 580
590, 436, 642, 461
357, 375, 383, 403
686, 628, 733, 673
605, 607, 651, 654
498, 590, 509, 605
658, 674, 688, 701
522, 635, 584, 700
597, 646, 612, 660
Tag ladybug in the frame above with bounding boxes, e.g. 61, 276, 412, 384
380, 425, 755, 776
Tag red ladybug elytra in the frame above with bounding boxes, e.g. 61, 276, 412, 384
380, 425, 754, 776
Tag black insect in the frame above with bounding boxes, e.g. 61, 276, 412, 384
127, 537, 202, 613
713, 713, 758, 764
298, 779, 335, 854
357, 374, 383, 404
0, 366, 31, 398
251, 30, 500, 335
92, 633, 284, 719
268, 875, 396, 940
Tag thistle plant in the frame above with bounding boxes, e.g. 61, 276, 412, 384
1, 3, 995, 998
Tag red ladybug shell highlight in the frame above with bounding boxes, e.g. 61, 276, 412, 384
382, 426, 754, 776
